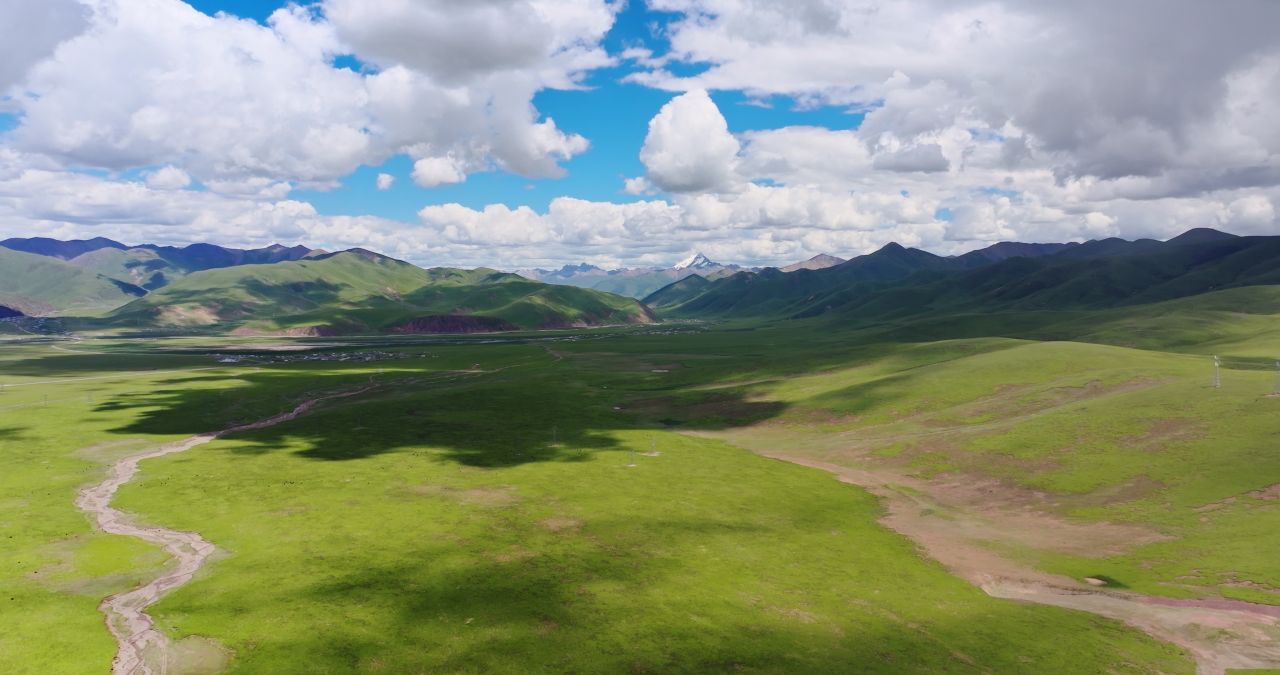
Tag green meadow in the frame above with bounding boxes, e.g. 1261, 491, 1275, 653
0, 329, 1205, 673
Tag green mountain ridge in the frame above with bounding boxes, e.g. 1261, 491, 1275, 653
106, 250, 654, 334
646, 229, 1279, 325
2, 237, 316, 294
0, 247, 147, 316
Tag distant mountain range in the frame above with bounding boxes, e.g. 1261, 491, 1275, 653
0, 236, 316, 293
517, 251, 749, 299
0, 237, 651, 333
644, 228, 1272, 324
6, 228, 1273, 336
518, 251, 863, 299
780, 254, 846, 273
516, 243, 1085, 298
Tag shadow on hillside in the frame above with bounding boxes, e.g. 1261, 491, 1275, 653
104, 278, 348, 324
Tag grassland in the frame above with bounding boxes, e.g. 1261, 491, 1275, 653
0, 329, 1205, 673
685, 338, 1279, 600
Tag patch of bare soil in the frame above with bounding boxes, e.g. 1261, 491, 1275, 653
75, 384, 376, 674
403, 484, 520, 507
1124, 418, 1204, 450
540, 516, 583, 532
752, 451, 1280, 675
1250, 484, 1280, 501
155, 304, 221, 326
490, 547, 539, 564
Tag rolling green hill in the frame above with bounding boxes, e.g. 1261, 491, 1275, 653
107, 249, 654, 334
0, 247, 146, 316
68, 247, 177, 291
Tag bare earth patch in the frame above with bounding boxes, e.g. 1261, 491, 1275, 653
403, 484, 520, 507
540, 516, 583, 532
1250, 484, 1280, 501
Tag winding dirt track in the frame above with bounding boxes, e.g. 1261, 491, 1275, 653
75, 385, 376, 675
760, 453, 1280, 675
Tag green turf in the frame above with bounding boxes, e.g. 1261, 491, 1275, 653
1, 332, 1196, 673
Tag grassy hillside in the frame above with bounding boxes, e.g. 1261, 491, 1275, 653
68, 247, 177, 291
640, 273, 710, 307
0, 247, 146, 316
107, 250, 653, 333
687, 336, 1280, 605
653, 233, 1280, 324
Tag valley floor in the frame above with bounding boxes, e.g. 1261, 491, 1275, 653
0, 322, 1275, 673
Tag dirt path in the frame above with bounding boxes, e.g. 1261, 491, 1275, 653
758, 452, 1280, 675
76, 385, 377, 675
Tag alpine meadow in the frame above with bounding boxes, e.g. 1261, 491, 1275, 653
2, 2, 1279, 675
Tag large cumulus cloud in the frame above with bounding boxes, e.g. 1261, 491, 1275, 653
3, 0, 615, 189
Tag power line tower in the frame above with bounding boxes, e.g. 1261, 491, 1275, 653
1213, 355, 1221, 389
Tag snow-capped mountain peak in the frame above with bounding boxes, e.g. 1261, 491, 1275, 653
673, 252, 716, 270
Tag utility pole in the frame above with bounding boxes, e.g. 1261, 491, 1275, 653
1274, 358, 1279, 394
1213, 355, 1221, 389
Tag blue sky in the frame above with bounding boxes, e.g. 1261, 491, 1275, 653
185, 0, 866, 223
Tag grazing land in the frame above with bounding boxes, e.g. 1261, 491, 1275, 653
3, 303, 1278, 672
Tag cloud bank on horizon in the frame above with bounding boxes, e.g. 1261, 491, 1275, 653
0, 0, 1278, 269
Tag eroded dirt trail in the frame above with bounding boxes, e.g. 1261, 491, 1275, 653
76, 386, 376, 675
758, 452, 1280, 675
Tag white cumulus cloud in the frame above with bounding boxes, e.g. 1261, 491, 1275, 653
412, 157, 466, 188
4, 0, 616, 189
640, 90, 741, 193
143, 165, 192, 190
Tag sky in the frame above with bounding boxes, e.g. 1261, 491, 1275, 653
1, 1, 1278, 270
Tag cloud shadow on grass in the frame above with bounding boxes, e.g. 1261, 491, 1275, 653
87, 350, 788, 468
